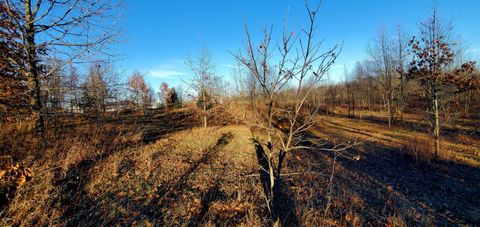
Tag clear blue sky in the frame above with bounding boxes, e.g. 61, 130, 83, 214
115, 0, 480, 91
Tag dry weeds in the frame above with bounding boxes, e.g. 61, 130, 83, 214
1, 106, 479, 226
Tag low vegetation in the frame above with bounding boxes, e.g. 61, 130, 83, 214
1, 0, 479, 226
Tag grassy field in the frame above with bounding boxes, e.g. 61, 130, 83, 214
1, 106, 479, 226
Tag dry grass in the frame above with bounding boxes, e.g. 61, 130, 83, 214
0, 120, 38, 158
311, 115, 480, 167
1, 105, 479, 226
0, 116, 270, 225
402, 137, 435, 163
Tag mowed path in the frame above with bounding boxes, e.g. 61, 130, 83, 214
311, 115, 480, 167
64, 126, 268, 226
282, 115, 480, 225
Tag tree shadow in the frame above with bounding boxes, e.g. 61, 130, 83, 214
55, 110, 202, 224
252, 139, 300, 226
336, 113, 479, 141
140, 109, 198, 143
141, 132, 234, 224
291, 132, 480, 225
57, 132, 235, 225
186, 183, 227, 226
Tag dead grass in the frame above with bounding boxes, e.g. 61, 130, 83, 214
1, 105, 479, 226
1, 115, 269, 226
311, 115, 480, 167
401, 137, 435, 163
0, 120, 38, 158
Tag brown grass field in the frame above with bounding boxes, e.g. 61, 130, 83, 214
1, 106, 479, 226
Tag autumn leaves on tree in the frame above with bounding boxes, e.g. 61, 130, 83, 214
407, 7, 479, 159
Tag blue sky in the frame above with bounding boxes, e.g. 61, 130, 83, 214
115, 0, 480, 91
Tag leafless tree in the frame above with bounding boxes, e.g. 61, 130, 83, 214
80, 63, 108, 117
394, 25, 410, 122
42, 60, 65, 112
234, 0, 342, 215
3, 0, 122, 143
368, 28, 396, 127
65, 65, 80, 113
185, 48, 221, 128
345, 66, 356, 117
80, 62, 121, 118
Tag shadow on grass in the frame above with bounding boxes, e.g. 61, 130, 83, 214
141, 109, 198, 143
253, 140, 300, 226
290, 129, 480, 226
57, 132, 235, 226
143, 132, 234, 225
334, 113, 479, 141
186, 183, 227, 226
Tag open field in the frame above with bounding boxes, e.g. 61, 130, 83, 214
313, 108, 480, 167
1, 107, 479, 226
2, 1, 480, 225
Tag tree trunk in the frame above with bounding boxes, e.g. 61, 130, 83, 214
464, 91, 471, 118
433, 92, 440, 160
266, 99, 273, 148
399, 74, 405, 122
387, 96, 392, 127
24, 1, 45, 145
202, 91, 207, 128
352, 93, 355, 118
266, 98, 275, 192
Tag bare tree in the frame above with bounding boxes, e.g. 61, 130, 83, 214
185, 48, 220, 128
394, 25, 410, 122
234, 1, 341, 216
65, 66, 80, 113
231, 64, 247, 118
158, 82, 169, 108
345, 66, 356, 117
81, 63, 108, 117
42, 60, 65, 112
368, 28, 396, 127
3, 0, 122, 142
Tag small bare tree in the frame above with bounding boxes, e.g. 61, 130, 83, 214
344, 66, 356, 117
234, 0, 342, 215
185, 48, 220, 128
394, 25, 410, 122
368, 28, 396, 127
80, 63, 109, 117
